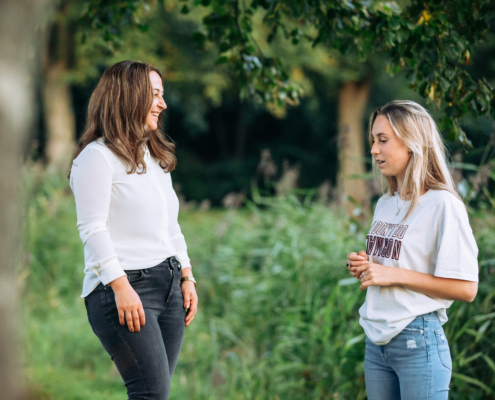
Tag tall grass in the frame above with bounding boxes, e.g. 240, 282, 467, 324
23, 170, 495, 399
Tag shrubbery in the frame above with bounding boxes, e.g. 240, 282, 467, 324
23, 171, 495, 399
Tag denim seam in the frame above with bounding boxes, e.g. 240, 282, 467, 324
161, 263, 181, 314
84, 297, 97, 334
435, 330, 452, 371
159, 268, 173, 314
422, 316, 429, 361
402, 328, 423, 333
103, 287, 148, 399
426, 319, 432, 400
427, 353, 431, 400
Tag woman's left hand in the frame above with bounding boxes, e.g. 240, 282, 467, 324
182, 281, 198, 327
352, 263, 400, 291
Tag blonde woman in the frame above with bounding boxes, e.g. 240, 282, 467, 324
346, 100, 478, 399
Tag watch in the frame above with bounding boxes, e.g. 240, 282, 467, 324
180, 276, 196, 287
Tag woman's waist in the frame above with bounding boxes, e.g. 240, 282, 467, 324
112, 253, 178, 270
123, 256, 181, 273
361, 286, 452, 315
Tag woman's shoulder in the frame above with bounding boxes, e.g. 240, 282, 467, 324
423, 189, 464, 210
73, 139, 120, 168
424, 189, 470, 226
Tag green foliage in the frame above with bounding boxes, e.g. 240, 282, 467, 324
450, 122, 495, 209
79, 0, 152, 44
190, 0, 495, 144
23, 171, 495, 399
84, 0, 495, 144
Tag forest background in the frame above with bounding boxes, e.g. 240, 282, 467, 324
1, 0, 495, 399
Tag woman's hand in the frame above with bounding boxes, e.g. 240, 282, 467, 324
109, 276, 146, 332
181, 269, 198, 327
353, 263, 400, 291
346, 251, 369, 277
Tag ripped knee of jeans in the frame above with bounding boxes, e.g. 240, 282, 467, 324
406, 337, 417, 349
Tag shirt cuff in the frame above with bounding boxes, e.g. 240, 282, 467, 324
96, 258, 127, 285
176, 253, 192, 270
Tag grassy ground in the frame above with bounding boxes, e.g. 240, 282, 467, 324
22, 171, 495, 399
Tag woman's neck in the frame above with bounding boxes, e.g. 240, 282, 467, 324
396, 176, 412, 199
396, 176, 405, 193
397, 178, 428, 199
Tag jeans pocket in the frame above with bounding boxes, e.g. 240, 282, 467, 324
435, 329, 452, 371
126, 270, 145, 284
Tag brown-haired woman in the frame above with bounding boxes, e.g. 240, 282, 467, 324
70, 60, 198, 399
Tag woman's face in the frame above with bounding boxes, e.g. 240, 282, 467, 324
370, 115, 411, 181
145, 71, 167, 131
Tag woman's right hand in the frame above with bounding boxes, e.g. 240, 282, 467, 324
346, 251, 369, 278
109, 276, 146, 332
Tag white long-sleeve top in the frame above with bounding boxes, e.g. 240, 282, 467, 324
70, 139, 191, 298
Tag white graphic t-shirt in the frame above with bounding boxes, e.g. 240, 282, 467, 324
359, 189, 479, 345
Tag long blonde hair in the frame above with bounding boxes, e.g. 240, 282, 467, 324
369, 100, 461, 219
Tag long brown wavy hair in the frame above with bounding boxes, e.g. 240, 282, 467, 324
72, 60, 176, 174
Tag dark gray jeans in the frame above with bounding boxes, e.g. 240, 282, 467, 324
84, 257, 185, 400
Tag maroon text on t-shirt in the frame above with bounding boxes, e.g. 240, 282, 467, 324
366, 221, 409, 260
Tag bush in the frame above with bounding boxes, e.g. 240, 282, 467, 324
23, 171, 495, 399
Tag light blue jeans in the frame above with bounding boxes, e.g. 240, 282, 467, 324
364, 312, 452, 400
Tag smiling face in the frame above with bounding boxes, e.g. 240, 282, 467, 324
371, 115, 412, 186
145, 71, 167, 131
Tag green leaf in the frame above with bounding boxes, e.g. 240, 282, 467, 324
345, 173, 375, 180
406, 70, 416, 85
389, 17, 400, 30
480, 354, 495, 375
451, 162, 478, 172
438, 77, 450, 92
418, 81, 428, 96
452, 373, 494, 394
215, 56, 229, 65
445, 68, 456, 81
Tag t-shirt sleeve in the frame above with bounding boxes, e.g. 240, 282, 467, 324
433, 198, 479, 282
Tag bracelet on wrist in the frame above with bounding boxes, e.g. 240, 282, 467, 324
180, 276, 196, 287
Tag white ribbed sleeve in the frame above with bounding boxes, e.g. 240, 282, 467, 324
70, 147, 126, 285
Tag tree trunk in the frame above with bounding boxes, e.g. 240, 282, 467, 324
0, 0, 53, 398
43, 62, 76, 169
43, 5, 76, 170
337, 79, 371, 216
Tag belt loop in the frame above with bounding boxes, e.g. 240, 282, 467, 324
422, 315, 430, 361
170, 256, 181, 271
